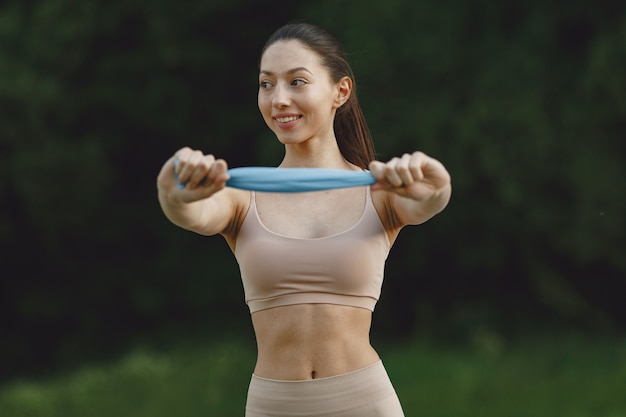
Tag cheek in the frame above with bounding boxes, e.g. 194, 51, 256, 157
258, 96, 275, 127
258, 95, 270, 117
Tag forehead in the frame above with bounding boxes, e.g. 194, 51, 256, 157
260, 40, 324, 74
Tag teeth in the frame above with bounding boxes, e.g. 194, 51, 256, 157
276, 116, 300, 123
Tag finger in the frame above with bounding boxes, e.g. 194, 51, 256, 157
177, 150, 206, 187
191, 162, 230, 199
174, 147, 193, 173
187, 154, 216, 189
173, 148, 193, 185
410, 151, 426, 181
368, 161, 389, 191
397, 153, 414, 186
172, 159, 186, 189
197, 159, 229, 192
206, 158, 229, 185
171, 147, 193, 188
384, 158, 404, 187
368, 160, 386, 180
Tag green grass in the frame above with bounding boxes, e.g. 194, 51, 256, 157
386, 334, 626, 417
1, 334, 625, 417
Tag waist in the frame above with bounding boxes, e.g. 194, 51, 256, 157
251, 304, 379, 380
246, 360, 405, 417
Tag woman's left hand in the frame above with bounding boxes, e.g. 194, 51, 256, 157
369, 151, 451, 201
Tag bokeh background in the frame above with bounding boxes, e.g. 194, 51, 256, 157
1, 0, 625, 415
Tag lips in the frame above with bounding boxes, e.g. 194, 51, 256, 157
275, 115, 301, 123
273, 114, 302, 129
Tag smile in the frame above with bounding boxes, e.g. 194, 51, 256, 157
274, 115, 302, 123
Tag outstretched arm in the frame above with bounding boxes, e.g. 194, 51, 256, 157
156, 147, 236, 236
369, 151, 451, 227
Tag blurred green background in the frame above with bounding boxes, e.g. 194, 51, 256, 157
1, 0, 625, 415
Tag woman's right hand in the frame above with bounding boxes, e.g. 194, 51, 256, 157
157, 147, 230, 204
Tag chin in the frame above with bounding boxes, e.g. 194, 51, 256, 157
275, 133, 304, 145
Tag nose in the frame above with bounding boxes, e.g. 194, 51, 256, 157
272, 83, 290, 107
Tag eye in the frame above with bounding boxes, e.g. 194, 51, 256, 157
259, 80, 273, 89
291, 78, 307, 87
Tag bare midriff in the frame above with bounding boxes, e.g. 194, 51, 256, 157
251, 303, 380, 380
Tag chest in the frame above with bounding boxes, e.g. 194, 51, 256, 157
255, 188, 366, 239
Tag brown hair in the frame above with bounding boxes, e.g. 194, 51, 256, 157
261, 23, 376, 169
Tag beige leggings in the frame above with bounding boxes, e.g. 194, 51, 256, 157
245, 360, 405, 417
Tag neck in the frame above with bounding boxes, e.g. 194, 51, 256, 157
280, 140, 354, 169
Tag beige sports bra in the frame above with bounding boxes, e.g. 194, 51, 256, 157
234, 187, 391, 313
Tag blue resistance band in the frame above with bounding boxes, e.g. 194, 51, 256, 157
175, 165, 377, 192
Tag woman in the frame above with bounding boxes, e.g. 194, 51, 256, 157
157, 23, 451, 417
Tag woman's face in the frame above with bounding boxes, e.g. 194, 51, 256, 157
258, 40, 347, 147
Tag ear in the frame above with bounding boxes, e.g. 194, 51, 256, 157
333, 76, 352, 109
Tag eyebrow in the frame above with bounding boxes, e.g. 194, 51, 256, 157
259, 67, 314, 76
